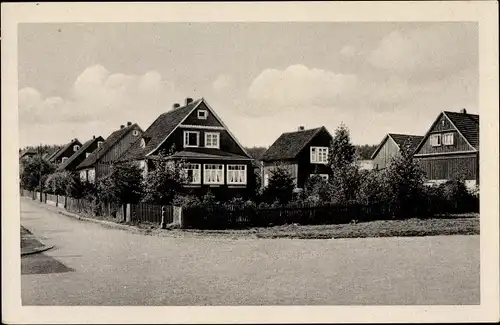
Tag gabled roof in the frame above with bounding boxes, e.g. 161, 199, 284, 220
443, 111, 479, 149
261, 126, 329, 162
57, 136, 104, 171
76, 124, 142, 169
371, 133, 423, 159
50, 139, 82, 162
413, 110, 479, 155
120, 98, 251, 162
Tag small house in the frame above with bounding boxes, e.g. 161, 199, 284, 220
48, 139, 83, 166
370, 133, 423, 170
57, 135, 104, 172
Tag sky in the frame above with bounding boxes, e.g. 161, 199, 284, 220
18, 22, 478, 148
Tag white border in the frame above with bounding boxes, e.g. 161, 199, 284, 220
2, 2, 499, 324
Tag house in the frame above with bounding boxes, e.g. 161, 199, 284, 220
48, 138, 83, 165
76, 122, 143, 183
261, 126, 333, 189
19, 148, 37, 160
370, 133, 423, 170
119, 97, 254, 200
56, 135, 104, 172
413, 109, 479, 189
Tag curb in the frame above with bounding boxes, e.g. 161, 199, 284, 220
21, 244, 55, 256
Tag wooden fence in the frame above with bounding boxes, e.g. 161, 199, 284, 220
130, 203, 173, 224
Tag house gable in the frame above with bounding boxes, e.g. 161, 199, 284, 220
181, 101, 224, 127
371, 135, 400, 170
414, 112, 476, 156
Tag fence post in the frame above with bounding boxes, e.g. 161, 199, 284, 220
125, 204, 131, 222
160, 206, 166, 229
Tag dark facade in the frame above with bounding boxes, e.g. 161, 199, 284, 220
50, 139, 82, 166
120, 98, 255, 200
57, 136, 104, 172
261, 126, 333, 189
413, 110, 479, 188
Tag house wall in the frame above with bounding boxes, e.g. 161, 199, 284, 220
156, 126, 248, 157
96, 126, 143, 179
372, 137, 400, 170
416, 114, 474, 155
296, 129, 332, 188
416, 153, 478, 183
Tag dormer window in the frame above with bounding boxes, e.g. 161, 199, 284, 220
197, 110, 208, 120
73, 145, 80, 152
97, 141, 103, 148
61, 157, 69, 163
184, 131, 199, 148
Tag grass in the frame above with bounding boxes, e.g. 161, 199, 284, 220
177, 216, 479, 239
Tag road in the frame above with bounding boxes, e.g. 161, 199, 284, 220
21, 198, 480, 305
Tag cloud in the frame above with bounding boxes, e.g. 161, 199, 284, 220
367, 24, 478, 78
19, 64, 181, 146
248, 64, 357, 109
212, 75, 234, 93
340, 45, 357, 58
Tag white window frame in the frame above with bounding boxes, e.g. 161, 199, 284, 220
183, 163, 201, 184
73, 145, 80, 152
197, 109, 208, 120
205, 132, 220, 149
203, 164, 224, 184
430, 134, 441, 147
140, 138, 146, 148
264, 173, 269, 187
227, 164, 247, 185
85, 153, 91, 158
442, 132, 454, 146
97, 141, 103, 148
310, 146, 329, 164
183, 131, 200, 148
132, 130, 140, 136
61, 157, 69, 163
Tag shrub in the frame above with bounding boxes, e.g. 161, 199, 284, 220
262, 164, 295, 204
171, 194, 200, 207
97, 162, 144, 205
21, 155, 55, 191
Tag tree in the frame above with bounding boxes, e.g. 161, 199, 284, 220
329, 123, 356, 171
262, 164, 295, 204
97, 162, 144, 204
244, 146, 267, 160
355, 144, 378, 160
142, 153, 188, 205
20, 154, 55, 191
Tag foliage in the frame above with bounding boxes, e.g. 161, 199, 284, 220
355, 144, 378, 160
329, 123, 356, 171
302, 175, 335, 203
244, 146, 267, 160
171, 194, 201, 207
142, 153, 188, 205
20, 155, 55, 191
97, 162, 144, 204
262, 164, 295, 204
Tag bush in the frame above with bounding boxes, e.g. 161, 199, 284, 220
142, 155, 188, 205
171, 194, 201, 207
262, 164, 295, 204
97, 162, 144, 205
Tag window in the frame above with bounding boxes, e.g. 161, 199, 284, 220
97, 141, 103, 148
311, 174, 329, 181
264, 173, 269, 187
86, 153, 91, 158
61, 157, 69, 163
227, 165, 247, 185
443, 133, 454, 146
140, 138, 146, 148
430, 134, 441, 147
73, 145, 80, 152
183, 163, 201, 184
205, 132, 220, 148
183, 131, 200, 148
197, 110, 208, 119
132, 130, 140, 136
310, 146, 329, 164
204, 164, 224, 184
88, 169, 96, 183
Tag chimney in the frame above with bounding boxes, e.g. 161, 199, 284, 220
460, 108, 467, 114
127, 121, 132, 126
120, 125, 125, 129
172, 103, 180, 110
298, 126, 305, 131
93, 135, 95, 139
185, 97, 193, 106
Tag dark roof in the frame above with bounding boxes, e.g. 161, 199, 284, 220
165, 150, 252, 161
20, 148, 37, 158
57, 136, 104, 171
119, 99, 203, 161
371, 133, 423, 159
76, 124, 141, 169
261, 127, 326, 162
50, 139, 82, 162
45, 146, 63, 161
444, 111, 479, 149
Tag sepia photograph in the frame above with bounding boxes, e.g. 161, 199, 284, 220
2, 2, 499, 324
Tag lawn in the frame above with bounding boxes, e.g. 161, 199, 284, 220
176, 215, 479, 239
